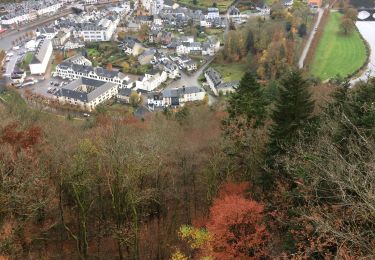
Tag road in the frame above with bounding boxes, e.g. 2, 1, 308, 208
166, 56, 215, 89
0, 8, 74, 51
298, 5, 327, 69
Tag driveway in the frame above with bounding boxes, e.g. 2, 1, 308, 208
351, 21, 375, 85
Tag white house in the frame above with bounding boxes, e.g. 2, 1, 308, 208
29, 38, 53, 75
135, 70, 168, 91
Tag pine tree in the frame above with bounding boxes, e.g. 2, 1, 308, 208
268, 70, 315, 157
227, 72, 268, 128
223, 72, 269, 180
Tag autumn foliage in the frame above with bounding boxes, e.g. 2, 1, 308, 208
206, 182, 269, 259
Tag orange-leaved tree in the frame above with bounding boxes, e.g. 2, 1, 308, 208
206, 182, 270, 259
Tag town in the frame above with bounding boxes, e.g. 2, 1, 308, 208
0, 0, 375, 259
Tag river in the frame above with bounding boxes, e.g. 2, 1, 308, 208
351, 21, 375, 85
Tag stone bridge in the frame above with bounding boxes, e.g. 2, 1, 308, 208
357, 9, 375, 21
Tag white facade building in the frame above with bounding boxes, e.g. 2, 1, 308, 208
29, 38, 53, 75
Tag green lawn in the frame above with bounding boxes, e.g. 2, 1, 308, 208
211, 62, 247, 82
24, 52, 33, 64
310, 12, 367, 81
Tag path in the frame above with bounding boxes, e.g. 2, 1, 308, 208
298, 5, 327, 69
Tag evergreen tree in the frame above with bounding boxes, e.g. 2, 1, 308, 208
268, 70, 315, 157
223, 72, 269, 180
227, 72, 269, 128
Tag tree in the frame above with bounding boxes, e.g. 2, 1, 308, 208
223, 72, 269, 180
298, 23, 307, 37
340, 17, 354, 35
129, 92, 141, 108
118, 31, 126, 41
268, 70, 315, 158
207, 182, 269, 259
227, 72, 269, 128
138, 24, 150, 41
54, 53, 63, 65
192, 0, 197, 5
344, 7, 358, 22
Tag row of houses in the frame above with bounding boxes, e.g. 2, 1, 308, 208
0, 0, 63, 25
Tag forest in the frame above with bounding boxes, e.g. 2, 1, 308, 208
0, 69, 374, 259
0, 0, 374, 258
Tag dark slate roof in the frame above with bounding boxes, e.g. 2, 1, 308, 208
57, 77, 115, 103
30, 38, 51, 64
118, 88, 132, 96
217, 80, 239, 90
204, 68, 222, 86
162, 86, 204, 98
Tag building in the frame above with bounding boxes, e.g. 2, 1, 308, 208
216, 81, 239, 95
135, 70, 168, 91
138, 48, 157, 65
308, 0, 322, 7
206, 7, 220, 19
204, 67, 222, 94
148, 86, 206, 108
76, 17, 119, 42
121, 37, 145, 56
55, 62, 132, 88
56, 77, 118, 111
29, 38, 53, 75
52, 30, 71, 48
64, 54, 92, 66
204, 67, 238, 95
37, 27, 58, 39
116, 88, 132, 103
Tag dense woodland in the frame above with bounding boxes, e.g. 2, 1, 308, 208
0, 70, 374, 259
1, 1, 374, 259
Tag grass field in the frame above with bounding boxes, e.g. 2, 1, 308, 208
176, 0, 233, 11
310, 12, 367, 81
211, 62, 247, 82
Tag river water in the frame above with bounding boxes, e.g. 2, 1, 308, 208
351, 21, 375, 85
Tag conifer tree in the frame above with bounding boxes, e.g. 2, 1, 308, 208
268, 70, 315, 158
227, 72, 268, 128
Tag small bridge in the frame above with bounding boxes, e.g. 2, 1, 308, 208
357, 9, 375, 21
